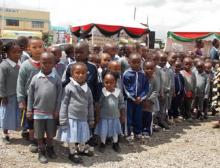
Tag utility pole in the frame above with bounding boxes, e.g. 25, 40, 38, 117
1, 0, 5, 32
133, 7, 136, 21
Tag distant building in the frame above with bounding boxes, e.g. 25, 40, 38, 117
0, 7, 50, 39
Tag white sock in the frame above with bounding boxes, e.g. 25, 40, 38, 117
68, 143, 77, 154
113, 135, 118, 143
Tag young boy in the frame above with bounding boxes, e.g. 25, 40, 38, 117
27, 52, 62, 163
49, 46, 66, 79
123, 53, 149, 140
194, 60, 210, 119
17, 36, 30, 63
64, 44, 75, 65
108, 61, 123, 90
181, 57, 196, 121
142, 61, 158, 137
169, 61, 185, 123
17, 37, 44, 152
103, 43, 120, 61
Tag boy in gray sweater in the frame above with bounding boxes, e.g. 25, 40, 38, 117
27, 52, 62, 164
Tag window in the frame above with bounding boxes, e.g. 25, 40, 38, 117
6, 19, 19, 26
32, 21, 44, 28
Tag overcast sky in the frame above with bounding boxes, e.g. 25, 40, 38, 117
2, 0, 220, 39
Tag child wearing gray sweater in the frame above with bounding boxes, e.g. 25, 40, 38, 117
57, 62, 94, 164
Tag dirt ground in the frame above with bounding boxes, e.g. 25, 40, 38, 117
1, 116, 220, 168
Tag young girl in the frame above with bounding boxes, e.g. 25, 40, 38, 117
0, 41, 21, 144
57, 62, 94, 164
95, 71, 125, 152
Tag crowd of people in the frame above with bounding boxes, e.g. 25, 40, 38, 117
0, 36, 220, 164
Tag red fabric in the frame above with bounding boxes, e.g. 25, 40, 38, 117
96, 24, 121, 32
81, 24, 93, 32
71, 26, 80, 33
125, 27, 146, 36
173, 32, 210, 39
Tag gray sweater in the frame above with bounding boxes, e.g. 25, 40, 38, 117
27, 72, 62, 114
181, 70, 197, 96
194, 70, 210, 97
59, 81, 94, 126
0, 60, 19, 97
99, 88, 125, 119
17, 59, 40, 103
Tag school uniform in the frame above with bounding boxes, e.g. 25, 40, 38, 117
54, 60, 66, 79
57, 78, 94, 143
20, 51, 30, 63
95, 88, 125, 143
17, 58, 41, 129
169, 72, 185, 119
194, 70, 210, 117
27, 71, 62, 139
142, 75, 158, 135
62, 61, 98, 101
180, 70, 196, 119
0, 59, 20, 130
123, 68, 149, 135
119, 56, 130, 74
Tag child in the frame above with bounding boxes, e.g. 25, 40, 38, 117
58, 62, 94, 164
142, 61, 158, 137
95, 71, 125, 152
108, 61, 123, 90
103, 43, 120, 61
181, 57, 196, 121
0, 41, 21, 144
64, 44, 75, 65
169, 61, 185, 123
17, 37, 44, 152
194, 60, 210, 119
27, 52, 62, 163
123, 53, 148, 140
157, 53, 172, 129
17, 36, 30, 63
49, 46, 66, 79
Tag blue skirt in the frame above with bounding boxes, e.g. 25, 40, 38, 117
95, 118, 122, 140
56, 119, 90, 143
0, 95, 20, 131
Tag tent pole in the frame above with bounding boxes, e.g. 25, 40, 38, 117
92, 27, 94, 46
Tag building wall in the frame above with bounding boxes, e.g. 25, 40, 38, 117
0, 7, 50, 33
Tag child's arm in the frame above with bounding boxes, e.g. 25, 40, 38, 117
123, 72, 136, 101
27, 77, 36, 120
118, 92, 126, 123
54, 79, 63, 119
88, 90, 95, 128
61, 64, 71, 88
59, 86, 71, 126
139, 75, 149, 101
204, 75, 210, 99
0, 65, 8, 105
148, 78, 159, 103
17, 65, 27, 109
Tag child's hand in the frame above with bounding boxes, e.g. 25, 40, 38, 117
53, 112, 59, 119
26, 112, 33, 120
1, 97, 8, 105
135, 97, 142, 104
19, 101, 26, 110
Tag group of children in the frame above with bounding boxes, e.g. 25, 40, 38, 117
0, 36, 218, 164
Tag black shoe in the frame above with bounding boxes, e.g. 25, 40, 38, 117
38, 149, 48, 164
46, 146, 57, 159
68, 154, 83, 164
29, 140, 38, 153
158, 122, 170, 130
99, 143, 106, 153
21, 130, 29, 141
112, 143, 121, 153
87, 136, 98, 147
2, 136, 10, 144
204, 115, 208, 120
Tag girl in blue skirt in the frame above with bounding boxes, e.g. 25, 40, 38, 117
95, 71, 125, 153
0, 41, 21, 144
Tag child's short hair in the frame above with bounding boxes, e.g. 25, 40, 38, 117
102, 70, 119, 81
2, 40, 19, 54
17, 36, 29, 50
71, 62, 88, 74
64, 44, 74, 56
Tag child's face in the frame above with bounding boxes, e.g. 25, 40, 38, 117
197, 63, 204, 74
204, 64, 212, 73
159, 56, 167, 68
144, 63, 155, 78
72, 65, 87, 85
108, 62, 121, 74
100, 54, 111, 68
174, 62, 182, 73
75, 46, 88, 62
129, 57, 141, 71
51, 47, 62, 63
184, 59, 193, 72
140, 47, 149, 60
8, 45, 22, 63
40, 54, 54, 75
168, 54, 177, 65
28, 39, 44, 60
103, 74, 116, 92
